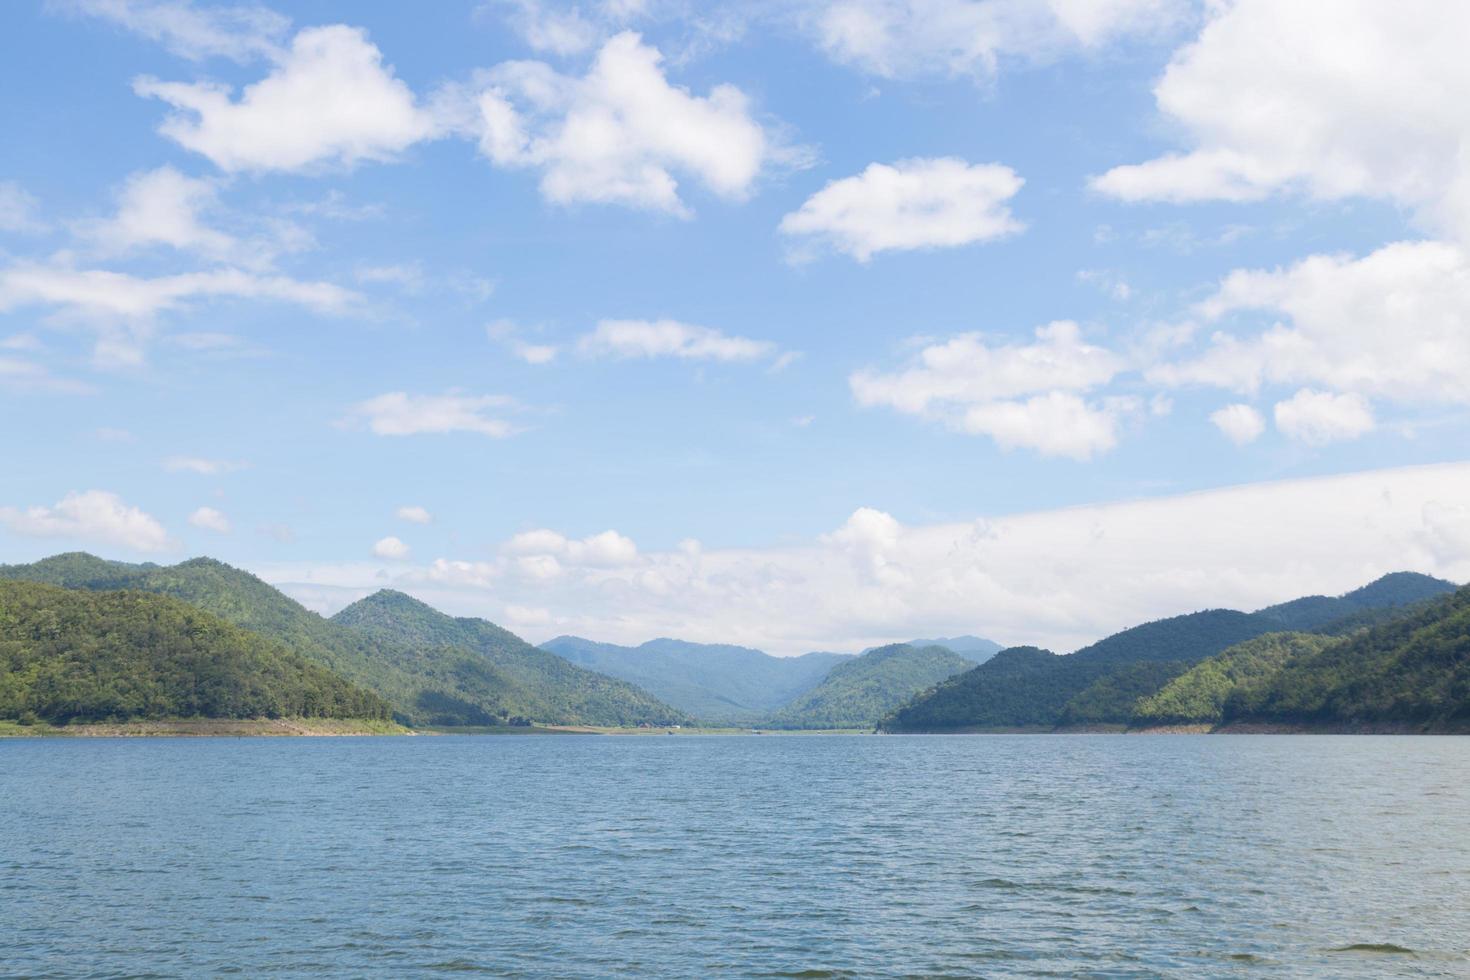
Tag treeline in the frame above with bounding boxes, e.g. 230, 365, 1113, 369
0, 581, 391, 724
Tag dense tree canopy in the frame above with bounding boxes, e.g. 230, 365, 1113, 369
766, 644, 972, 729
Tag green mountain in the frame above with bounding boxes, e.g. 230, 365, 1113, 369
541, 636, 849, 722
881, 609, 1274, 732
0, 580, 390, 724
1255, 572, 1456, 632
331, 590, 687, 727
1224, 585, 1470, 730
865, 635, 1003, 663
767, 643, 973, 729
0, 553, 678, 728
1130, 632, 1335, 727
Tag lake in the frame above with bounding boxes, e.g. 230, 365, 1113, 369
2, 734, 1467, 977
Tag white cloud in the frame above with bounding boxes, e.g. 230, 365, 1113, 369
496, 0, 600, 54
1273, 389, 1375, 446
188, 506, 231, 532
779, 157, 1023, 262
1, 489, 172, 552
346, 391, 518, 437
0, 261, 357, 321
135, 24, 437, 173
1209, 403, 1264, 445
56, 0, 290, 62
396, 505, 432, 524
259, 462, 1470, 657
1154, 241, 1470, 406
577, 318, 777, 362
472, 31, 785, 214
0, 181, 45, 232
850, 321, 1130, 457
813, 0, 1186, 80
503, 527, 639, 568
373, 535, 411, 560
78, 166, 239, 260
163, 455, 247, 475
1091, 1, 1470, 240
512, 341, 560, 364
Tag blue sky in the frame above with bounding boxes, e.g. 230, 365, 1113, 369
4, 0, 1470, 653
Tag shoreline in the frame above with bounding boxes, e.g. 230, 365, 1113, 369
0, 718, 412, 738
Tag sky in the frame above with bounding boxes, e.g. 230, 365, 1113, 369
3, 0, 1470, 655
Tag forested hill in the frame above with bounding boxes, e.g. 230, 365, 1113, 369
1254, 572, 1456, 632
0, 580, 391, 724
767, 644, 973, 729
541, 636, 849, 722
881, 572, 1460, 733
332, 590, 688, 727
0, 554, 681, 728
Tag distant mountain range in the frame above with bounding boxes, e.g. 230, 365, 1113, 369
0, 553, 685, 728
882, 572, 1460, 733
1, 554, 1463, 735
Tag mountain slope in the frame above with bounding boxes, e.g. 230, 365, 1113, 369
0, 581, 390, 724
1130, 632, 1335, 728
1225, 586, 1470, 729
1255, 572, 1456, 632
864, 635, 1003, 664
881, 609, 1276, 732
541, 636, 849, 722
768, 644, 973, 729
0, 554, 676, 727
332, 590, 686, 726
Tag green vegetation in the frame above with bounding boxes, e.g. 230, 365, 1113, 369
767, 644, 972, 729
1131, 632, 1333, 727
1225, 586, 1470, 729
881, 609, 1274, 732
541, 635, 849, 723
1255, 572, 1455, 632
0, 554, 683, 728
332, 590, 689, 727
0, 581, 390, 724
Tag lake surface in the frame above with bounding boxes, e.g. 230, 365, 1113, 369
2, 734, 1468, 978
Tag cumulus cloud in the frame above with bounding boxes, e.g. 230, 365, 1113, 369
850, 321, 1130, 458
163, 455, 247, 475
345, 391, 518, 437
577, 318, 777, 362
258, 462, 1470, 657
396, 505, 432, 524
503, 527, 639, 569
495, 0, 601, 55
188, 505, 231, 532
135, 24, 437, 173
813, 0, 1186, 80
1153, 241, 1470, 407
1091, 1, 1470, 241
779, 157, 1023, 262
471, 31, 787, 214
56, 0, 290, 62
373, 535, 411, 559
78, 167, 237, 259
1273, 389, 1375, 446
1209, 403, 1264, 445
0, 489, 172, 552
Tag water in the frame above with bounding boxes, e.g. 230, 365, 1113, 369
2, 735, 1468, 978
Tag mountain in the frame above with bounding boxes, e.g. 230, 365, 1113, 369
542, 636, 850, 722
866, 635, 1004, 664
0, 580, 391, 724
332, 590, 687, 727
768, 643, 973, 729
1131, 632, 1335, 728
882, 609, 1276, 732
1255, 572, 1456, 632
1224, 585, 1470, 730
0, 553, 679, 728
